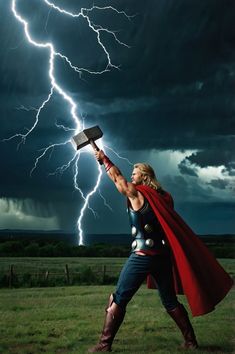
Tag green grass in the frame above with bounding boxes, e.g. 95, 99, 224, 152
0, 257, 126, 273
0, 257, 234, 284
0, 257, 127, 287
0, 285, 234, 354
0, 258, 234, 353
0, 257, 125, 277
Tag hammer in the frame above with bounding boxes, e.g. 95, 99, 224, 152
71, 125, 103, 152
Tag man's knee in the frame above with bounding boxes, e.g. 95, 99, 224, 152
112, 292, 129, 310
161, 296, 179, 311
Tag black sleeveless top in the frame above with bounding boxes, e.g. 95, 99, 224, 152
127, 198, 168, 254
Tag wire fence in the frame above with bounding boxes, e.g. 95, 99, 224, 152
0, 263, 124, 288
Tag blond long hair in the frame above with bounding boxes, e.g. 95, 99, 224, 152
134, 163, 162, 190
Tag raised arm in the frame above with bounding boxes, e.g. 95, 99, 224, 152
94, 150, 144, 209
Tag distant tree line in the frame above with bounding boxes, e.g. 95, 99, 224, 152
0, 240, 130, 257
0, 239, 234, 258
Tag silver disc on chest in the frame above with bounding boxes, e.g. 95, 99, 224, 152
131, 240, 137, 249
144, 224, 153, 233
131, 226, 137, 237
145, 238, 154, 247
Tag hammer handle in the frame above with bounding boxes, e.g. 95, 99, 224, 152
89, 139, 103, 165
90, 139, 100, 151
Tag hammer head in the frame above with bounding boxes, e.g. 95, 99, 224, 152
72, 125, 103, 150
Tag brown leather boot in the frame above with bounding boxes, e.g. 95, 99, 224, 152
88, 294, 125, 352
167, 303, 198, 349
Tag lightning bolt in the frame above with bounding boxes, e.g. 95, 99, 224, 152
9, 0, 131, 245
16, 105, 38, 112
103, 145, 133, 165
98, 190, 113, 212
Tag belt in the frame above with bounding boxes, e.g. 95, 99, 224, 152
135, 251, 147, 256
131, 237, 166, 253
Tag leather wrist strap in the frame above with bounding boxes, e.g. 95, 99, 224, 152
103, 155, 114, 172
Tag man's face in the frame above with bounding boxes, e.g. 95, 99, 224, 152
131, 168, 143, 185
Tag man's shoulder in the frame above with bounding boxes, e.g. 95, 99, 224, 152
136, 185, 174, 208
136, 184, 166, 195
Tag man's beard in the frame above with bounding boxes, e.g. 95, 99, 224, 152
133, 180, 143, 186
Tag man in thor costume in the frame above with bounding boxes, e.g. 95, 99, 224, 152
88, 150, 233, 353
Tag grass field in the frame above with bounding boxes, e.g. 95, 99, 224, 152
0, 258, 234, 353
0, 257, 128, 288
0, 257, 126, 274
1, 257, 234, 288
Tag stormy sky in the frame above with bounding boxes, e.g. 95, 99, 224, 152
0, 0, 235, 242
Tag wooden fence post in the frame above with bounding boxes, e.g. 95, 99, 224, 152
102, 265, 106, 284
9, 264, 14, 288
45, 270, 49, 281
65, 264, 70, 285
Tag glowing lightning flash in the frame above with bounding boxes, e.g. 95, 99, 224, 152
10, 0, 131, 245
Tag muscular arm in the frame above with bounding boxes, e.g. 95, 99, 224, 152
95, 150, 144, 209
107, 165, 136, 197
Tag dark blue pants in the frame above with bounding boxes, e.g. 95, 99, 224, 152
113, 252, 178, 311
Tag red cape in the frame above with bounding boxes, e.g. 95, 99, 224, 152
135, 185, 233, 317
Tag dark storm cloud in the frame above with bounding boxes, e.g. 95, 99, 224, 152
72, 0, 235, 170
185, 144, 235, 174
2, 197, 53, 218
223, 163, 235, 177
178, 160, 198, 177
207, 179, 229, 190
175, 201, 235, 234
1, 0, 235, 153
0, 0, 235, 234
162, 174, 214, 203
